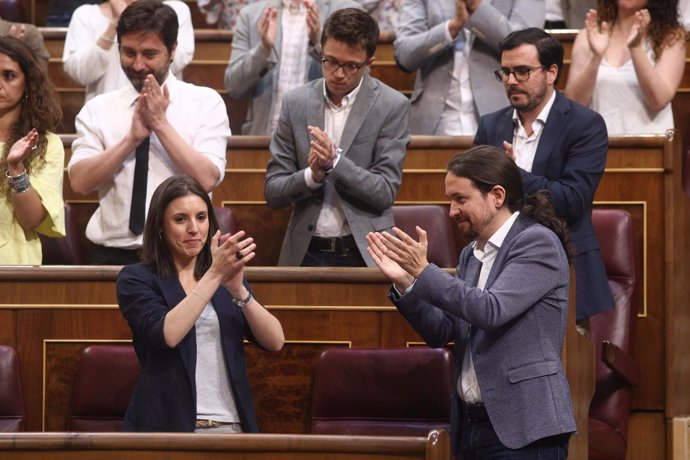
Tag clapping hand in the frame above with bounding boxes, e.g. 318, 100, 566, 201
7, 129, 38, 174
209, 230, 256, 293
139, 75, 170, 131
305, 0, 321, 45
627, 9, 651, 49
258, 6, 278, 56
584, 9, 610, 57
367, 226, 429, 291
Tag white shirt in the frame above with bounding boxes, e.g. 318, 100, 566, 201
195, 302, 241, 423
435, 22, 477, 136
302, 77, 364, 237
511, 90, 556, 172
272, 0, 310, 132
459, 211, 520, 403
591, 50, 674, 135
63, 1, 195, 102
68, 73, 230, 249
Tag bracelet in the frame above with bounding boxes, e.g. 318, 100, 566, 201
6, 169, 31, 193
99, 35, 115, 44
232, 292, 252, 309
190, 289, 209, 304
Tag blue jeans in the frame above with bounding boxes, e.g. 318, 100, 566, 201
459, 419, 570, 459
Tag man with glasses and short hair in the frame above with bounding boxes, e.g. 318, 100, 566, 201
474, 27, 614, 325
265, 7, 410, 267
224, 0, 361, 135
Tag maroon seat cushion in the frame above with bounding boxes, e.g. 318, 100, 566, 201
311, 347, 453, 436
0, 345, 25, 432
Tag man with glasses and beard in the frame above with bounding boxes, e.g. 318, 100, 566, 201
68, 0, 230, 265
473, 27, 614, 326
265, 8, 410, 267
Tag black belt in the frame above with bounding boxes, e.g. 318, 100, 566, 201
460, 401, 490, 422
308, 235, 358, 254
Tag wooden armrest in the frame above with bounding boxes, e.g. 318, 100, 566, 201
602, 340, 641, 386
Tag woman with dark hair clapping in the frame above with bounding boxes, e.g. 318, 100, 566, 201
0, 37, 64, 265
117, 175, 284, 432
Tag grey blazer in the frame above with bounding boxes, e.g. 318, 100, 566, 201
264, 73, 411, 266
394, 0, 544, 134
224, 0, 361, 135
394, 217, 577, 452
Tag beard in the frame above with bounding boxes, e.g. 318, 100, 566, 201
124, 63, 170, 92
506, 82, 548, 113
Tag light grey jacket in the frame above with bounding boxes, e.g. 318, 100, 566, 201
395, 217, 577, 452
264, 73, 410, 266
394, 0, 544, 134
224, 0, 361, 134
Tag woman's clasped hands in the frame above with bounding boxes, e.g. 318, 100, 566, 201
209, 229, 256, 289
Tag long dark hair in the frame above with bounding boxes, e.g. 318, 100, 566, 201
141, 175, 219, 279
448, 145, 575, 262
0, 37, 62, 196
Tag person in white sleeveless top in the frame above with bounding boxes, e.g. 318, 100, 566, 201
565, 0, 685, 135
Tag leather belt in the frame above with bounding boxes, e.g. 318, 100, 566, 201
195, 419, 239, 429
308, 235, 358, 254
460, 401, 490, 422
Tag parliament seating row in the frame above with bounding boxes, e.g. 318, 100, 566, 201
0, 209, 639, 458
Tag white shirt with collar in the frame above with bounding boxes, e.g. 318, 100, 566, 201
271, 0, 310, 132
68, 72, 230, 249
435, 23, 477, 136
511, 90, 556, 172
302, 77, 364, 237
459, 211, 520, 403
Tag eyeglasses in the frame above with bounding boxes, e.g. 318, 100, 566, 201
321, 58, 369, 76
493, 66, 546, 82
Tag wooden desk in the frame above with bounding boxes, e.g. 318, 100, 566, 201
0, 265, 591, 459
0, 430, 450, 460
53, 132, 690, 458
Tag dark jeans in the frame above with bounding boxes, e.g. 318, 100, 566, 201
90, 244, 141, 265
459, 419, 570, 460
300, 249, 365, 267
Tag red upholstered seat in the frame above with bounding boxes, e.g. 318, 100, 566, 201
0, 345, 25, 432
393, 205, 459, 268
68, 345, 140, 432
589, 209, 641, 459
311, 347, 454, 436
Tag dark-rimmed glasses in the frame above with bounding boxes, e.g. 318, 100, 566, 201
322, 58, 369, 76
493, 66, 546, 83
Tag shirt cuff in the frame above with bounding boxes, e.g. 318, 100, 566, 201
304, 168, 322, 190
391, 278, 417, 299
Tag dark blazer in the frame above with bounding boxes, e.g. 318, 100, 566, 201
116, 263, 259, 432
394, 217, 577, 452
473, 91, 614, 320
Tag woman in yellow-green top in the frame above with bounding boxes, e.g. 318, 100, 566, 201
0, 37, 65, 265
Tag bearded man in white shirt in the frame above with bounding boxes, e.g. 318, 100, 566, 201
68, 0, 230, 265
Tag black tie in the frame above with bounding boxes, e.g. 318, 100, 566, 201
129, 137, 150, 235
